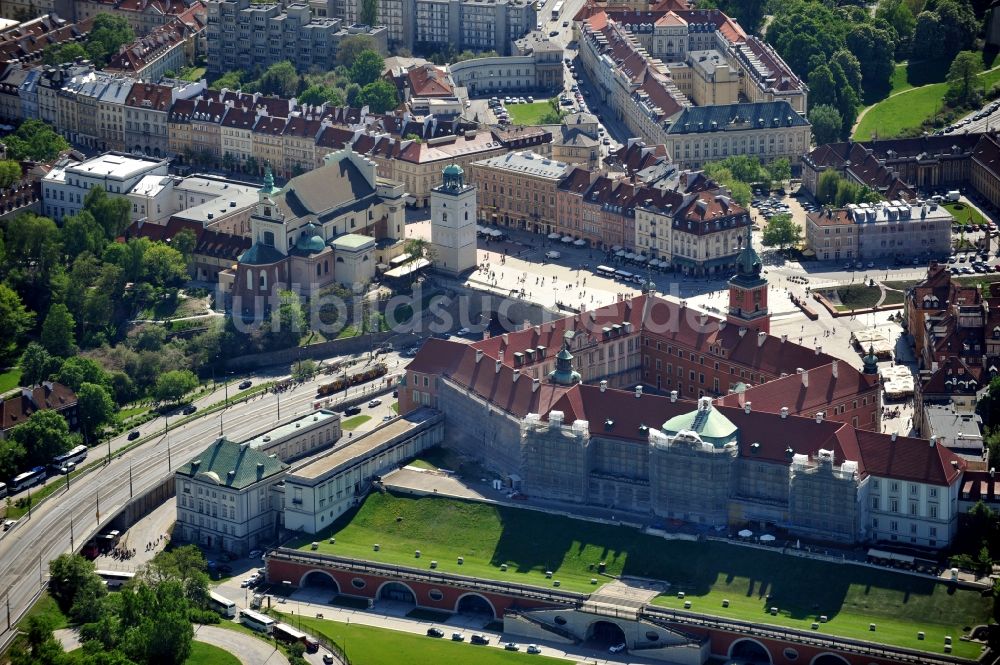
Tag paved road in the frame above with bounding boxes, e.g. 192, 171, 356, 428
0, 348, 407, 648
55, 625, 291, 665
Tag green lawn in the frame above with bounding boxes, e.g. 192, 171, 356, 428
391, 401, 399, 414
506, 101, 559, 126
179, 66, 207, 82
0, 367, 21, 394
23, 592, 68, 631
292, 615, 565, 665
341, 414, 372, 430
186, 641, 240, 665
290, 492, 992, 657
945, 201, 988, 226
826, 284, 897, 311
889, 62, 915, 96
855, 65, 1000, 140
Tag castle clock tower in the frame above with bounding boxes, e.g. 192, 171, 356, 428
727, 225, 770, 333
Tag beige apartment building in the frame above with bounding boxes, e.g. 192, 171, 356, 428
282, 117, 322, 177
251, 115, 286, 175
468, 150, 570, 234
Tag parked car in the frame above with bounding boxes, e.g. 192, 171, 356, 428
549, 29, 559, 36
471, 634, 490, 645
239, 380, 252, 390
527, 644, 542, 654
323, 654, 335, 664
344, 405, 362, 416
3, 519, 16, 532
504, 643, 520, 651
456, 327, 471, 336
426, 628, 444, 638
127, 430, 141, 441
182, 404, 197, 415
451, 632, 465, 641
609, 643, 627, 654
368, 399, 382, 408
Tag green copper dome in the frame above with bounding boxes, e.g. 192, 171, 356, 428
734, 224, 762, 279
662, 397, 738, 448
296, 223, 325, 253
443, 164, 463, 177
548, 340, 581, 385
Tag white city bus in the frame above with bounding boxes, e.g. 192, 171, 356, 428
239, 608, 275, 634
11, 467, 46, 493
209, 591, 237, 619
551, 0, 563, 19
95, 570, 136, 589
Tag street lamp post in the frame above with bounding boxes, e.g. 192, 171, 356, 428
129, 460, 133, 498
70, 516, 74, 551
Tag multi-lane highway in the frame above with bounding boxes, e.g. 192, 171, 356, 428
0, 348, 408, 646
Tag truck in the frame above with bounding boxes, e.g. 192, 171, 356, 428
946, 190, 961, 202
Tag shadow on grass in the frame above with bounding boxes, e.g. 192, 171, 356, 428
299, 491, 986, 626
906, 58, 950, 87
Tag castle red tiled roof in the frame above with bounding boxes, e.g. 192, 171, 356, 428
717, 362, 878, 417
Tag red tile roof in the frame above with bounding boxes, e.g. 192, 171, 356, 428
1, 382, 77, 433
856, 429, 965, 486
717, 362, 878, 417
126, 83, 174, 111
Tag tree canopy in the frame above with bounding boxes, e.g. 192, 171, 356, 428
809, 104, 844, 145
761, 213, 802, 251
154, 369, 198, 404
2, 120, 70, 162
356, 79, 398, 113
0, 282, 33, 364
9, 409, 76, 467
349, 50, 385, 86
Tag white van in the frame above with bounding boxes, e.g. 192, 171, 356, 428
946, 190, 961, 202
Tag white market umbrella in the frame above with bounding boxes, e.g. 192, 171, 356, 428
548, 232, 561, 240
738, 529, 753, 538
561, 236, 574, 243
635, 256, 647, 263
611, 245, 622, 251
574, 238, 587, 246
615, 250, 626, 257
760, 534, 776, 542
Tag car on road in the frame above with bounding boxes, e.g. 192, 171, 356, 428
323, 654, 335, 664
602, 138, 611, 145
527, 645, 542, 654
504, 642, 520, 651
3, 519, 16, 532
545, 250, 561, 259
867, 262, 875, 268
344, 405, 362, 416
549, 29, 559, 36
609, 643, 627, 654
471, 634, 490, 645
451, 632, 465, 641
427, 628, 444, 638
182, 404, 197, 415
128, 430, 141, 440
249, 549, 262, 559
562, 20, 568, 26
368, 399, 382, 408
239, 380, 252, 390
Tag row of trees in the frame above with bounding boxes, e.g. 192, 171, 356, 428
210, 36, 399, 113
815, 170, 882, 207
43, 14, 135, 68
2, 120, 70, 163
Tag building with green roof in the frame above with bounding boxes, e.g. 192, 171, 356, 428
174, 438, 289, 555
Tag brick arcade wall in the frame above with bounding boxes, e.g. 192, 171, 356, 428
667, 623, 914, 665
265, 556, 558, 618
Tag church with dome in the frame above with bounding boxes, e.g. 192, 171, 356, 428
225, 149, 408, 319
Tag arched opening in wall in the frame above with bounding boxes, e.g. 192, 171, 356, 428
585, 620, 627, 649
729, 638, 773, 664
810, 655, 851, 665
300, 570, 340, 593
378, 581, 416, 606
455, 593, 495, 618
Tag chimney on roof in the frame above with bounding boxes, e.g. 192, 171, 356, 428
815, 345, 822, 355
495, 359, 502, 373
832, 359, 839, 379
670, 390, 678, 402
815, 411, 824, 423
744, 402, 752, 414
502, 333, 509, 345
635, 385, 643, 398
475, 349, 484, 363
718, 320, 726, 331
513, 369, 520, 383
757, 331, 766, 347
738, 327, 747, 338
600, 380, 608, 392
799, 369, 808, 388
780, 407, 789, 419
781, 334, 787, 343
499, 350, 504, 364
930, 437, 936, 448
532, 377, 540, 392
